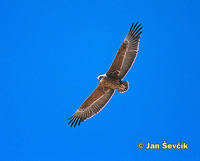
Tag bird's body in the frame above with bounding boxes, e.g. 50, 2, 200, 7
68, 22, 143, 127
99, 75, 128, 93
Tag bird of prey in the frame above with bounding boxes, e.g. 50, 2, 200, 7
68, 22, 143, 127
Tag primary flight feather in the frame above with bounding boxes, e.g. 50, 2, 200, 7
68, 22, 143, 127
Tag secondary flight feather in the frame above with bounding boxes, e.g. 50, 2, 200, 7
68, 22, 143, 127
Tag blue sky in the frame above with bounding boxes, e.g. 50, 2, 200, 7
0, 0, 200, 160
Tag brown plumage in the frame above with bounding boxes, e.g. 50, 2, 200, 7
68, 22, 143, 127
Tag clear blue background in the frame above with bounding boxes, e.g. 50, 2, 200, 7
1, 0, 200, 160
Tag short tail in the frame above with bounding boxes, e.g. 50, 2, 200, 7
117, 81, 129, 93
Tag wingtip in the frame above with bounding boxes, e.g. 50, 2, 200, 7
74, 118, 79, 127
68, 118, 73, 124
68, 116, 83, 128
129, 23, 134, 31
129, 21, 143, 38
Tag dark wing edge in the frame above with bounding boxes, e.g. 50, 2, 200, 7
68, 87, 115, 128
106, 22, 143, 79
119, 22, 143, 79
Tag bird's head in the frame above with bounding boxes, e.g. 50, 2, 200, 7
97, 74, 106, 81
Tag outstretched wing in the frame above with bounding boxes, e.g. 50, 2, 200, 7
68, 84, 115, 127
106, 22, 143, 79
